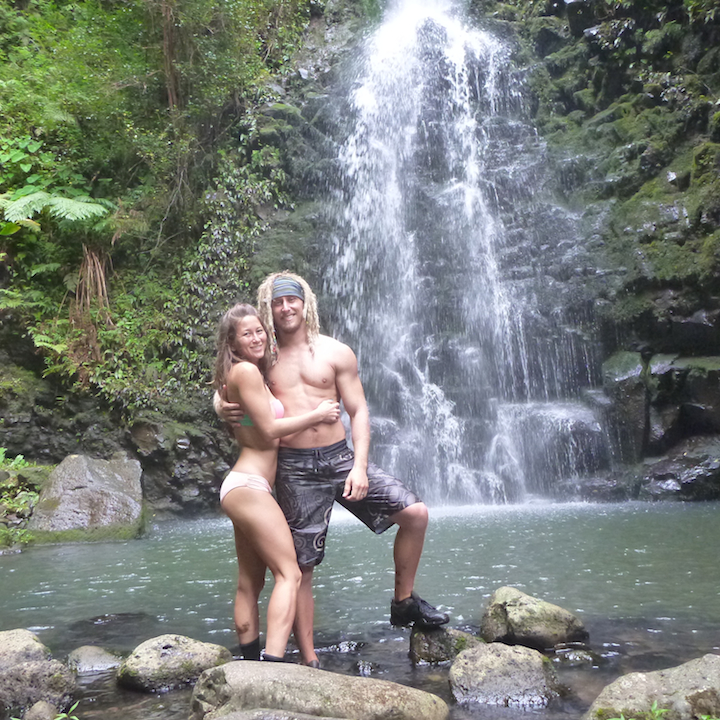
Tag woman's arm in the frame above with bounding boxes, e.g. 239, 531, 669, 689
227, 362, 340, 441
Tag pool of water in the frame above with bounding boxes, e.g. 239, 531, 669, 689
2, 501, 719, 719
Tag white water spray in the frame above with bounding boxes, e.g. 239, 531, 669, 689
324, 0, 604, 502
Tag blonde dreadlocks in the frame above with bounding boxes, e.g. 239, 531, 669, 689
256, 272, 320, 362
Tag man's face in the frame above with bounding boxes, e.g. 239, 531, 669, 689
271, 295, 305, 334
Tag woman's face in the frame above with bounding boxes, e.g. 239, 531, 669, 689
233, 315, 267, 364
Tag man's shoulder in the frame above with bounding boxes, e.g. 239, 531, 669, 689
316, 334, 354, 357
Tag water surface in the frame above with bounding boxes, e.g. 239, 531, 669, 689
2, 501, 719, 719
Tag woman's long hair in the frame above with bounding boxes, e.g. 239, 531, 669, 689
213, 304, 271, 390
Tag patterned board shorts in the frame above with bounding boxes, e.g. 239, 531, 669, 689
275, 439, 421, 568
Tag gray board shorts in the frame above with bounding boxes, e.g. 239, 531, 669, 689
275, 439, 421, 568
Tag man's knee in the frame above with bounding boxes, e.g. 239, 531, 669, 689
394, 501, 428, 530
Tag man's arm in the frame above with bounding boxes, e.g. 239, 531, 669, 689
333, 341, 370, 501
213, 385, 245, 425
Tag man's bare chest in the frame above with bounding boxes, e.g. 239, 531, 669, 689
268, 353, 336, 397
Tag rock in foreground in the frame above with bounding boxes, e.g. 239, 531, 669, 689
191, 661, 449, 720
0, 629, 75, 716
449, 643, 561, 709
584, 653, 720, 720
117, 634, 232, 692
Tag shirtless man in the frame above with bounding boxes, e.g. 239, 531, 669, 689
217, 271, 448, 667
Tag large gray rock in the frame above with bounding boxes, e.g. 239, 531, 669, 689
410, 626, 484, 664
0, 629, 76, 716
584, 653, 720, 720
480, 586, 588, 651
117, 634, 232, 692
28, 453, 143, 542
190, 661, 449, 720
449, 643, 561, 708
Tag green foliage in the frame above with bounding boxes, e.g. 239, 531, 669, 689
0, 449, 41, 548
684, 0, 718, 24
0, 0, 311, 416
604, 701, 720, 720
0, 447, 30, 469
605, 700, 669, 720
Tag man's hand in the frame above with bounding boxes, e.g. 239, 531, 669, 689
217, 384, 245, 426
342, 465, 369, 501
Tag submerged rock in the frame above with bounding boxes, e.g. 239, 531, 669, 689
449, 643, 562, 708
190, 661, 449, 720
67, 645, 123, 674
584, 653, 720, 720
117, 634, 232, 692
480, 586, 589, 651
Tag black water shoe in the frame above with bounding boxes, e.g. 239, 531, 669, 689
390, 591, 449, 628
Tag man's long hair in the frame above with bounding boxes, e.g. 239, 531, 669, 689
257, 271, 320, 361
213, 303, 271, 389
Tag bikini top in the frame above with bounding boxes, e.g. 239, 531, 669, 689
239, 396, 285, 427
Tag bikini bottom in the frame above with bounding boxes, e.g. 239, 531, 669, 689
219, 471, 272, 503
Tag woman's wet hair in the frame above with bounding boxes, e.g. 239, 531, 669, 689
213, 303, 271, 389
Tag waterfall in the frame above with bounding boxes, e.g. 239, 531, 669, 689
323, 0, 605, 503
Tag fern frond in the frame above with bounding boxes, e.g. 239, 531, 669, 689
29, 263, 62, 277
19, 218, 41, 232
1, 191, 51, 222
0, 192, 111, 224
46, 196, 110, 222
31, 334, 67, 354
0, 289, 34, 309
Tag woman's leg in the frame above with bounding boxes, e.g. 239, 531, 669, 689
222, 487, 301, 658
231, 522, 265, 650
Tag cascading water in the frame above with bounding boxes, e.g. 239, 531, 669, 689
323, 0, 606, 503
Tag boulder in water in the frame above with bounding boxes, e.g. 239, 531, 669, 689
583, 653, 720, 720
67, 645, 123, 674
410, 626, 484, 664
0, 629, 76, 716
28, 453, 143, 542
480, 586, 588, 650
449, 643, 562, 708
117, 634, 232, 692
639, 435, 720, 500
190, 661, 449, 720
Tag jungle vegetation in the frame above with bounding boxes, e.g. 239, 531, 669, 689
0, 0, 319, 415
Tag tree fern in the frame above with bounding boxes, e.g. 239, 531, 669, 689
0, 191, 111, 223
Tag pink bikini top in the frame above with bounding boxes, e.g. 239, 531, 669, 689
240, 395, 284, 426
270, 397, 284, 419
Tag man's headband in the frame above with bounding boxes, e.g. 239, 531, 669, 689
272, 277, 305, 301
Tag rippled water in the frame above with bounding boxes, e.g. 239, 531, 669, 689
2, 501, 719, 719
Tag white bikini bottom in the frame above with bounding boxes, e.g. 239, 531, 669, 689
220, 471, 272, 503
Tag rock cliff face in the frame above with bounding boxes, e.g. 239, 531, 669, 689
2, 0, 720, 512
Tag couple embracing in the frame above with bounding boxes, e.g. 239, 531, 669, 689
212, 271, 448, 667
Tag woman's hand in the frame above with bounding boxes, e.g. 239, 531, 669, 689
316, 399, 341, 424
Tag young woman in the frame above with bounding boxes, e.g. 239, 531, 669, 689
213, 303, 340, 661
